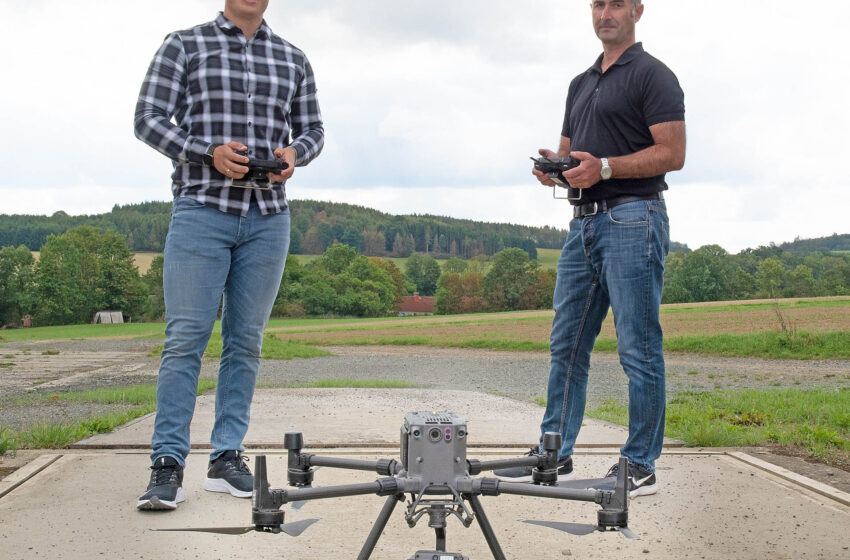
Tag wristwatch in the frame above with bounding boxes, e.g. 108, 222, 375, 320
600, 157, 612, 180
202, 143, 220, 167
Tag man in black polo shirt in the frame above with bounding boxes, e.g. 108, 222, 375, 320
495, 0, 685, 497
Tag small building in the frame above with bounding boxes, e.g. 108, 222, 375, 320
92, 311, 124, 324
396, 293, 435, 316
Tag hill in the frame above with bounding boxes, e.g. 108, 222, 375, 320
0, 199, 565, 259
779, 233, 850, 255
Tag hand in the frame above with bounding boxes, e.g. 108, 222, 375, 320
532, 148, 557, 187
213, 141, 250, 179
562, 151, 602, 190
270, 147, 296, 182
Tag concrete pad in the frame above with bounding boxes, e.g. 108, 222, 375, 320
1, 450, 849, 559
75, 389, 680, 449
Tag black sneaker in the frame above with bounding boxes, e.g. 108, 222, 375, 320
204, 450, 253, 498
605, 461, 658, 497
493, 448, 574, 482
137, 456, 184, 510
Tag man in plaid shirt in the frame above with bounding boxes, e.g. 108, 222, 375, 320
135, 0, 323, 511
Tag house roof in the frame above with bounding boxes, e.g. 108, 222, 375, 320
396, 294, 435, 313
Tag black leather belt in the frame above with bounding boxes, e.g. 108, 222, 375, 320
572, 192, 664, 218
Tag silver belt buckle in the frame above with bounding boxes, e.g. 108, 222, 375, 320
586, 201, 599, 216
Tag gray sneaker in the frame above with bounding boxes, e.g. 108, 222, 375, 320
137, 456, 184, 510
204, 450, 253, 498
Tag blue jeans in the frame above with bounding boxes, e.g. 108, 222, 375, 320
539, 199, 669, 473
151, 196, 290, 467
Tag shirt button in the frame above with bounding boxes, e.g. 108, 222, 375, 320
248, 122, 253, 127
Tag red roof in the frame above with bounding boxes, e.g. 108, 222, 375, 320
396, 293, 435, 313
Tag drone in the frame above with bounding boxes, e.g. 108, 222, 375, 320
160, 412, 636, 559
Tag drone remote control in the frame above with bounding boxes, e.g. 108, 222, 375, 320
530, 155, 583, 200
230, 150, 289, 187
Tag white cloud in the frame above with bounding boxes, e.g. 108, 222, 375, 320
1, 0, 848, 253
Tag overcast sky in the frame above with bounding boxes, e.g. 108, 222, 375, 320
2, 0, 848, 253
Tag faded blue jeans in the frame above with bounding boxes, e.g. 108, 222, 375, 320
151, 196, 290, 467
539, 199, 669, 473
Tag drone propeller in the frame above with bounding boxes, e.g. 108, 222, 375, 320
517, 519, 639, 540
153, 517, 321, 537
290, 467, 321, 511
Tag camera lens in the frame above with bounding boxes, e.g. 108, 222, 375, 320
412, 429, 421, 438
428, 428, 442, 442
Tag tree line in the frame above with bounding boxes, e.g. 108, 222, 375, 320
1, 219, 848, 328
662, 244, 850, 303
0, 200, 566, 259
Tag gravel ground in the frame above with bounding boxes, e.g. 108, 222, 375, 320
1, 338, 849, 491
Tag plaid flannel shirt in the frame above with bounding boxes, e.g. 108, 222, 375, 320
134, 12, 324, 216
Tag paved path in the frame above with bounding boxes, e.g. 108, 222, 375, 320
2, 388, 850, 559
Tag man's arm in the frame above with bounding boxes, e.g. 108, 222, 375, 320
564, 121, 686, 189
286, 60, 325, 168
133, 34, 212, 166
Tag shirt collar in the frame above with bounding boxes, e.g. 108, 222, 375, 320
215, 12, 271, 39
590, 42, 645, 74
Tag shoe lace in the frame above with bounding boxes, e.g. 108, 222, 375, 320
150, 464, 179, 485
224, 453, 251, 474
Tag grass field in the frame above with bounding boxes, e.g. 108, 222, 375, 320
268, 297, 850, 360
3, 297, 849, 360
587, 387, 850, 470
536, 248, 560, 270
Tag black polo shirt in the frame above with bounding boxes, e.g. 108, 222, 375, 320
562, 42, 684, 202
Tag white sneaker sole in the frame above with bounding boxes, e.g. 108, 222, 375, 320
137, 486, 185, 510
629, 481, 658, 498
204, 477, 252, 498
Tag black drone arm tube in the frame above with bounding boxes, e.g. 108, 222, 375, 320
493, 481, 603, 503
281, 481, 384, 503
475, 456, 540, 472
307, 455, 400, 475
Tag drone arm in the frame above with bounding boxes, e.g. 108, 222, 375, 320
279, 478, 398, 504
306, 455, 401, 476
469, 477, 606, 504
472, 456, 539, 474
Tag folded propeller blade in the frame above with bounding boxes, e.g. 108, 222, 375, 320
279, 517, 322, 536
290, 467, 321, 511
517, 519, 598, 536
517, 519, 639, 540
153, 526, 256, 535
152, 518, 321, 537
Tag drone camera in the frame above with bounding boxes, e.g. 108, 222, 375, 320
401, 412, 468, 482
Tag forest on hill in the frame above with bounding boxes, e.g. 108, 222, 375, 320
0, 200, 566, 259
